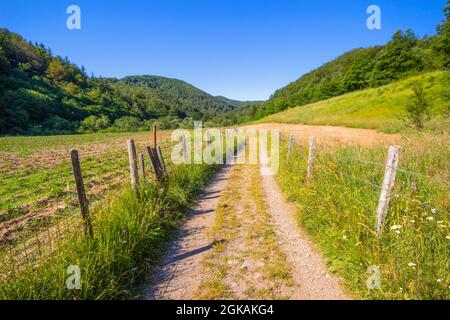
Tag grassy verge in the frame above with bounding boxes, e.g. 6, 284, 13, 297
277, 133, 449, 299
0, 162, 219, 300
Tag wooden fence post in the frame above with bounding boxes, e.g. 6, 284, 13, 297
70, 150, 93, 238
288, 133, 296, 158
146, 146, 164, 182
157, 146, 167, 178
182, 135, 188, 163
376, 145, 400, 236
139, 153, 146, 181
153, 125, 157, 148
307, 136, 315, 179
127, 139, 139, 190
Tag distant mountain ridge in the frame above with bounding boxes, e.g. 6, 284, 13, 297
0, 28, 255, 135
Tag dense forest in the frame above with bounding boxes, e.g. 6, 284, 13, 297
0, 30, 251, 135
231, 3, 450, 123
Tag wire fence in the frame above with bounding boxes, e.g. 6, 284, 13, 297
0, 132, 175, 279
286, 133, 449, 234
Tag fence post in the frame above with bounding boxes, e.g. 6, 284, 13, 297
70, 150, 93, 238
139, 152, 146, 181
127, 139, 139, 190
182, 135, 188, 163
307, 136, 315, 179
146, 146, 164, 182
376, 145, 400, 236
288, 133, 296, 158
157, 146, 167, 178
153, 125, 157, 148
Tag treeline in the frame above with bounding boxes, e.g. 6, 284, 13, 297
233, 3, 450, 122
0, 29, 246, 135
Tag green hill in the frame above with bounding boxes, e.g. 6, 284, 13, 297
258, 71, 450, 133
0, 29, 248, 135
235, 5, 449, 125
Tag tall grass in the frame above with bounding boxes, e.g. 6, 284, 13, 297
0, 162, 219, 300
277, 133, 449, 299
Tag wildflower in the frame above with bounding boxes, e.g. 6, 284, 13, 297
390, 225, 402, 230
395, 230, 401, 234
446, 236, 450, 240
437, 221, 444, 224
399, 287, 403, 292
431, 208, 438, 214
394, 194, 399, 198
410, 220, 416, 223
342, 235, 348, 240
408, 263, 416, 267
426, 217, 434, 221
437, 279, 443, 283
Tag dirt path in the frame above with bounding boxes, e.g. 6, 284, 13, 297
144, 157, 349, 300
143, 165, 233, 300
142, 123, 393, 300
196, 162, 294, 300
260, 170, 349, 299
243, 123, 399, 147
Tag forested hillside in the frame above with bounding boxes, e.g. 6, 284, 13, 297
0, 29, 245, 135
259, 71, 449, 133
233, 3, 450, 123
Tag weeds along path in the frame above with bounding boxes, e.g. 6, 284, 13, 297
260, 169, 350, 300
143, 164, 234, 300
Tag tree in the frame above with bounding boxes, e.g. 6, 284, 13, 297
79, 115, 110, 133
112, 116, 143, 132
45, 58, 71, 84
372, 30, 424, 85
433, 1, 450, 68
404, 82, 431, 130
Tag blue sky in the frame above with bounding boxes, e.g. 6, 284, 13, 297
0, 0, 446, 100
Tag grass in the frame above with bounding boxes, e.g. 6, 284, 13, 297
197, 164, 292, 300
0, 131, 172, 245
259, 71, 450, 133
277, 133, 449, 299
0, 161, 220, 300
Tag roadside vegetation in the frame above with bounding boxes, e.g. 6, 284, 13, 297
0, 160, 220, 299
276, 133, 449, 299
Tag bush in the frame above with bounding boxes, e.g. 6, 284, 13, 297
78, 115, 110, 133
112, 116, 144, 132
404, 82, 431, 130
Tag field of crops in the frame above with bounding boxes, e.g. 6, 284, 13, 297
0, 131, 172, 247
